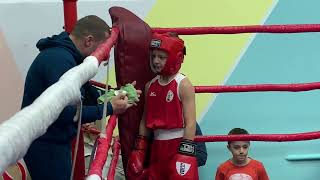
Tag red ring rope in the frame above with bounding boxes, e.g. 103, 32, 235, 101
107, 137, 121, 180
195, 131, 320, 142
91, 27, 120, 64
90, 80, 320, 93
152, 24, 320, 35
195, 82, 320, 93
87, 115, 118, 178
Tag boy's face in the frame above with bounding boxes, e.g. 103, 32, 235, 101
228, 141, 250, 165
150, 49, 168, 73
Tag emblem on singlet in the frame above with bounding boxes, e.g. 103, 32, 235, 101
166, 90, 174, 102
176, 161, 191, 176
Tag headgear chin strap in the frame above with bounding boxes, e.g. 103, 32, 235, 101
150, 33, 185, 76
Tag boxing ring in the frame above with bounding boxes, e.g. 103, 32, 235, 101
1, 5, 320, 180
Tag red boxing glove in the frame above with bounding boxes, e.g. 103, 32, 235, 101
169, 139, 199, 180
127, 136, 149, 180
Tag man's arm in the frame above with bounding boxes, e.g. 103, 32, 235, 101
195, 122, 208, 166
56, 103, 112, 125
82, 83, 101, 105
42, 53, 104, 125
179, 78, 196, 140
39, 52, 106, 124
78, 82, 140, 124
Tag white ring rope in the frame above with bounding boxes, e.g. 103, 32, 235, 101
0, 56, 99, 173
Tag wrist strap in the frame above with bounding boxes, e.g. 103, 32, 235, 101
178, 139, 197, 156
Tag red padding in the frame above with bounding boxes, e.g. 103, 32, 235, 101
109, 6, 154, 176
63, 0, 77, 33
87, 115, 118, 178
91, 27, 120, 64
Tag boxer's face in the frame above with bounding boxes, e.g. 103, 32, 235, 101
228, 141, 250, 165
150, 49, 168, 73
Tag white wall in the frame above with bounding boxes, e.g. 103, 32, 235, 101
0, 0, 155, 121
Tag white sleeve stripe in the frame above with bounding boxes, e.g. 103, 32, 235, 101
175, 73, 186, 101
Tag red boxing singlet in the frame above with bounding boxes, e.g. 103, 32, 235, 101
145, 73, 185, 129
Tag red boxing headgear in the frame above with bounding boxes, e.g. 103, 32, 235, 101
150, 33, 185, 75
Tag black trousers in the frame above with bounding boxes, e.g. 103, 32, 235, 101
24, 140, 72, 180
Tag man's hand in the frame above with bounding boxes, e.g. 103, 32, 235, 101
82, 122, 95, 129
129, 81, 142, 105
110, 93, 130, 114
110, 81, 142, 114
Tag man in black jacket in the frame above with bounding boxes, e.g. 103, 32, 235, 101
22, 15, 140, 180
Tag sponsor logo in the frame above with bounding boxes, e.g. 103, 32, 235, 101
179, 143, 195, 154
151, 39, 161, 48
150, 92, 156, 96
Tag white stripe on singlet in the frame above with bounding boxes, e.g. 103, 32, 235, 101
174, 73, 186, 101
154, 128, 184, 140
